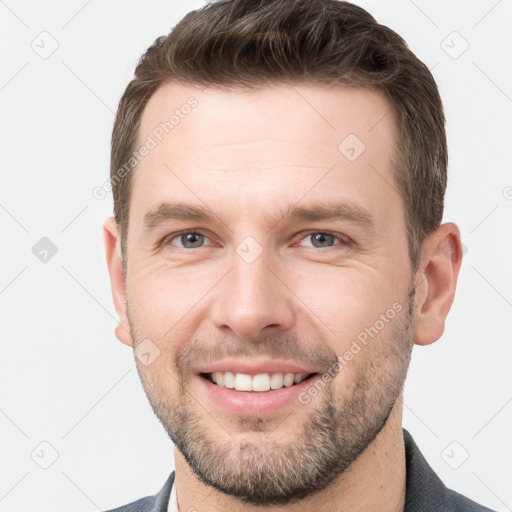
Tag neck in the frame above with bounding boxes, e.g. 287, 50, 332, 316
174, 397, 406, 512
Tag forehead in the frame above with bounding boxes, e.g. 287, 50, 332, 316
129, 82, 400, 231
139, 81, 395, 157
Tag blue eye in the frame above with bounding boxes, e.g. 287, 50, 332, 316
164, 230, 349, 251
298, 232, 346, 248
168, 232, 209, 249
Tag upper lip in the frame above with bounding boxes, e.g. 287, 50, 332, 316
196, 359, 319, 376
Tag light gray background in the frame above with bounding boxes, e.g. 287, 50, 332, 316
1, 1, 511, 511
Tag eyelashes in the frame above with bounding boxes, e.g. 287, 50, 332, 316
164, 230, 352, 250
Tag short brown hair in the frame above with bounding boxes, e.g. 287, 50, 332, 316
111, 0, 447, 272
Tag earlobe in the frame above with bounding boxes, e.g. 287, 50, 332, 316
103, 217, 133, 347
413, 223, 463, 346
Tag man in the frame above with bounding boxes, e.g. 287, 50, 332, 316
102, 0, 495, 510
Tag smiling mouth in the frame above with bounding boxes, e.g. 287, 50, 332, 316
200, 371, 319, 392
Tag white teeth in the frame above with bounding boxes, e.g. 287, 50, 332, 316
283, 373, 294, 387
270, 373, 283, 389
234, 373, 252, 391
252, 374, 271, 392
208, 371, 309, 391
224, 371, 235, 389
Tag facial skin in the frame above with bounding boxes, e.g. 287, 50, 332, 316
104, 83, 462, 512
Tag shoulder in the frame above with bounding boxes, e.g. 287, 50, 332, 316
104, 495, 158, 512
445, 487, 496, 512
402, 428, 496, 512
103, 472, 175, 512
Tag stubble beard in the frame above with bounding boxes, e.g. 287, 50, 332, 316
129, 287, 415, 506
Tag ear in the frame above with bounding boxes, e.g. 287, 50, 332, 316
103, 217, 133, 347
413, 222, 463, 346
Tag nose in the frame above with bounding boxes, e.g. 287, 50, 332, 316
210, 252, 295, 341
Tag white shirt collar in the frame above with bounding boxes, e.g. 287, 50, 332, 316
167, 477, 179, 512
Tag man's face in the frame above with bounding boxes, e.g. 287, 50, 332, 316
123, 83, 415, 505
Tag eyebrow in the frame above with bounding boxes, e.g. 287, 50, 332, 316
277, 201, 375, 229
144, 203, 216, 229
143, 200, 375, 232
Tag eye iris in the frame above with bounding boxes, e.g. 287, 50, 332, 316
311, 233, 335, 248
182, 233, 204, 248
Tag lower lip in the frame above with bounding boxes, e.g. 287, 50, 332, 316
197, 374, 320, 415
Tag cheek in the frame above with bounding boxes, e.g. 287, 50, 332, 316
294, 265, 402, 348
127, 263, 219, 341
